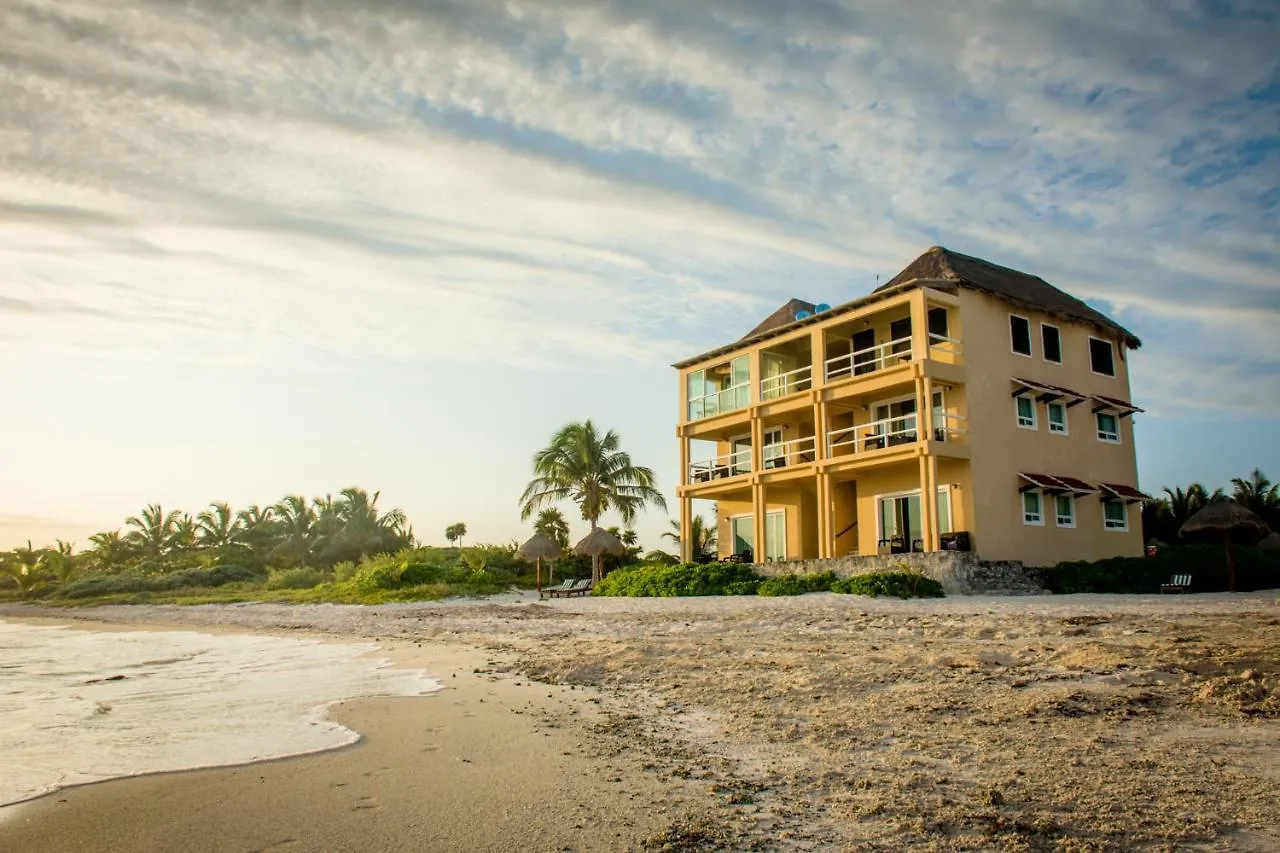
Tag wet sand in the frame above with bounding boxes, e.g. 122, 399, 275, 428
3, 591, 1279, 850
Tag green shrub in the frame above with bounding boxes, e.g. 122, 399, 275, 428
594, 562, 761, 597
1045, 545, 1280, 594
55, 564, 263, 599
333, 561, 359, 582
266, 567, 330, 590
757, 571, 837, 597
831, 571, 944, 599
347, 560, 403, 592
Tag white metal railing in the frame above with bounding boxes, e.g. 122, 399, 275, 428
688, 449, 751, 483
687, 382, 749, 421
760, 364, 813, 401
827, 412, 969, 456
928, 333, 964, 361
933, 412, 968, 442
824, 336, 914, 382
762, 435, 817, 470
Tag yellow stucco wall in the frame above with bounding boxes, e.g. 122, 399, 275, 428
957, 289, 1144, 566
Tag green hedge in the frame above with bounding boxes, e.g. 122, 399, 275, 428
594, 562, 762, 597
55, 564, 264, 599
1045, 545, 1280, 594
831, 571, 945, 599
265, 567, 331, 590
757, 571, 838, 597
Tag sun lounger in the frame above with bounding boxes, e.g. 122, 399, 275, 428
539, 579, 576, 599
1160, 574, 1192, 594
547, 579, 593, 599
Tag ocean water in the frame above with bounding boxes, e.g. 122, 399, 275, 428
0, 620, 441, 807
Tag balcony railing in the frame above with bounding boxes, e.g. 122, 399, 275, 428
762, 435, 817, 470
760, 365, 813, 401
824, 335, 913, 382
687, 382, 749, 421
928, 333, 964, 364
826, 413, 968, 457
688, 449, 751, 483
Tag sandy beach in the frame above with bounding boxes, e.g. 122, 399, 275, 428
3, 591, 1279, 851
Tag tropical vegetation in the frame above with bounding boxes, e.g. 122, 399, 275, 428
593, 563, 943, 599
520, 420, 666, 581
1142, 469, 1278, 543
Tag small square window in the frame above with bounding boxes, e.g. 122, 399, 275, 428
1047, 402, 1067, 434
1010, 315, 1032, 357
1103, 500, 1128, 531
1022, 491, 1044, 525
1042, 324, 1062, 364
1096, 412, 1119, 443
1016, 395, 1037, 429
1055, 495, 1075, 527
1089, 337, 1115, 376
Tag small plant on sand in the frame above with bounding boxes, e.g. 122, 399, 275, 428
831, 570, 944, 599
756, 571, 837, 597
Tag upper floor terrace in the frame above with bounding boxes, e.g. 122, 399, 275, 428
678, 288, 965, 429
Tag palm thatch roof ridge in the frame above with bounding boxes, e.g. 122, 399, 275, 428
518, 533, 562, 561
672, 245, 1139, 370
574, 527, 625, 556
1180, 497, 1270, 537
877, 246, 1141, 349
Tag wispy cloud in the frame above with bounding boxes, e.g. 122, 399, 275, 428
1, 0, 1277, 411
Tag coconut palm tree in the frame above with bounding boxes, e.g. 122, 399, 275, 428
197, 502, 239, 548
2, 541, 50, 594
663, 516, 717, 561
88, 530, 128, 569
126, 504, 181, 557
520, 420, 666, 540
235, 504, 277, 557
533, 508, 571, 550
1232, 469, 1279, 525
335, 487, 409, 560
169, 514, 199, 553
272, 495, 318, 566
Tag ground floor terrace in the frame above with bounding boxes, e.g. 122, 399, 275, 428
677, 453, 973, 564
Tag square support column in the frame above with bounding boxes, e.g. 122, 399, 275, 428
752, 482, 767, 565
679, 496, 693, 563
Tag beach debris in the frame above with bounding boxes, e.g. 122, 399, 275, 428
85, 674, 128, 684
94, 702, 112, 715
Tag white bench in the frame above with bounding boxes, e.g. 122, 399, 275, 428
1160, 574, 1192, 594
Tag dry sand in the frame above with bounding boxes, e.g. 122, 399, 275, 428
3, 591, 1279, 851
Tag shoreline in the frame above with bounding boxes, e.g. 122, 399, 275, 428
0, 619, 715, 852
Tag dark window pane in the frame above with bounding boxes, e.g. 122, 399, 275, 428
927, 307, 949, 337
1089, 338, 1115, 375
852, 329, 876, 374
1010, 316, 1032, 355
1042, 325, 1062, 362
889, 318, 912, 354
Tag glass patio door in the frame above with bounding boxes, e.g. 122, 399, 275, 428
765, 510, 786, 561
878, 494, 922, 548
730, 516, 754, 559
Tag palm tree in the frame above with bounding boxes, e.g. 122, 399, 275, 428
533, 508, 571, 550
197, 502, 239, 548
663, 516, 717, 561
2, 541, 50, 595
170, 514, 199, 553
520, 419, 666, 541
334, 487, 409, 560
235, 504, 277, 557
88, 530, 128, 569
126, 504, 181, 557
445, 523, 467, 549
272, 495, 318, 566
1232, 469, 1279, 525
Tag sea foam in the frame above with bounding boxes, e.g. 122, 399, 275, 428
0, 620, 440, 807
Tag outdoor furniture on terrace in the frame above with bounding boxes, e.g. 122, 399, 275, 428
1160, 574, 1192, 594
539, 579, 576, 599
877, 536, 907, 555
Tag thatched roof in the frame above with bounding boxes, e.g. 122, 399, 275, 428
574, 527, 625, 557
518, 534, 561, 562
740, 298, 817, 340
1180, 498, 1271, 537
877, 247, 1141, 349
673, 245, 1139, 369
1258, 532, 1280, 550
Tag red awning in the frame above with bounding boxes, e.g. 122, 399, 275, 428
1100, 483, 1153, 503
1091, 394, 1144, 415
1051, 476, 1098, 494
1019, 472, 1071, 492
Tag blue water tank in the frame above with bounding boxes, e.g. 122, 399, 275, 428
794, 310, 812, 321
815, 303, 831, 313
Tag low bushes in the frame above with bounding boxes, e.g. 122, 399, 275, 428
1045, 545, 1280, 594
265, 567, 330, 590
55, 564, 264, 599
594, 562, 761, 597
831, 571, 945, 599
757, 571, 838, 597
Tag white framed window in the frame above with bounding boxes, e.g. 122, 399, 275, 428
1015, 395, 1037, 429
1041, 323, 1062, 364
1055, 495, 1075, 528
1089, 337, 1116, 377
1010, 314, 1033, 357
1047, 402, 1068, 435
1022, 491, 1044, 526
1095, 411, 1120, 443
1103, 500, 1128, 531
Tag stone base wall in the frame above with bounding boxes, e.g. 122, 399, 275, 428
757, 552, 1045, 596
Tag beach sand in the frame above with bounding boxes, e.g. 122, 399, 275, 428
3, 591, 1279, 850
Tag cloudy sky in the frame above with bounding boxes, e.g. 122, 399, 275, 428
2, 0, 1278, 550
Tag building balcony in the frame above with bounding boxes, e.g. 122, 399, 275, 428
825, 413, 968, 460
688, 449, 751, 484
760, 364, 813, 401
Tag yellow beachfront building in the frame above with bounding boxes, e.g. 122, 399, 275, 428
674, 247, 1151, 569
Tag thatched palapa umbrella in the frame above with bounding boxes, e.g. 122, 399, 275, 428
518, 534, 561, 595
1180, 498, 1271, 592
575, 527, 624, 584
